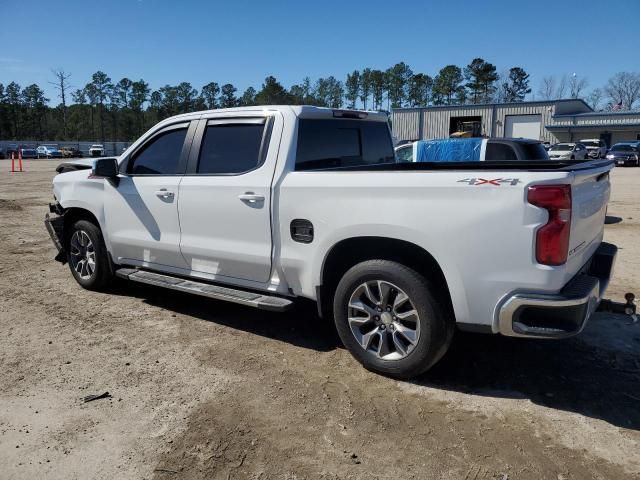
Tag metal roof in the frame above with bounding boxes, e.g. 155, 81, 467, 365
553, 109, 640, 118
546, 123, 640, 130
393, 98, 593, 112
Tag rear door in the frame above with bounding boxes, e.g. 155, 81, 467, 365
177, 114, 281, 283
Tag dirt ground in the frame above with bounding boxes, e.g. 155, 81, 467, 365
0, 159, 639, 480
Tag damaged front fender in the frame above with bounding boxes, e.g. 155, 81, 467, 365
45, 205, 67, 264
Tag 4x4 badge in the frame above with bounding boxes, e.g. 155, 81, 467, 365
457, 178, 521, 186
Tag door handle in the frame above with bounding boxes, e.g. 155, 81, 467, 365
238, 192, 265, 203
155, 189, 175, 199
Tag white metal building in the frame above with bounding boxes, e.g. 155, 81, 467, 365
391, 99, 640, 147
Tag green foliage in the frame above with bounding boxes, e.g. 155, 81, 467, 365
0, 62, 535, 141
345, 70, 360, 109
433, 65, 464, 105
220, 84, 238, 108
464, 58, 498, 103
254, 76, 292, 105
407, 73, 433, 107
502, 67, 531, 102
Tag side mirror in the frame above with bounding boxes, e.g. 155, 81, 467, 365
92, 157, 120, 185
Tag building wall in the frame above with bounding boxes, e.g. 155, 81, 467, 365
392, 102, 558, 143
391, 101, 640, 145
553, 130, 640, 145
492, 104, 556, 143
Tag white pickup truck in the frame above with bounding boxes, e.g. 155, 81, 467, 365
46, 106, 619, 378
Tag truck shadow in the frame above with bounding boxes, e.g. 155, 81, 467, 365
111, 282, 639, 430
415, 312, 640, 431
111, 281, 340, 353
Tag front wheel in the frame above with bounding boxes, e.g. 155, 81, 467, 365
66, 219, 113, 291
333, 260, 453, 379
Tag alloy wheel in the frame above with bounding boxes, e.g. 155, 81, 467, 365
347, 280, 420, 361
69, 230, 96, 280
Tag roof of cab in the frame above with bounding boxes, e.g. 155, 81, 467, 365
165, 105, 389, 122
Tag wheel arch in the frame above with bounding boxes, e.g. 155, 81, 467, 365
63, 207, 102, 236
317, 236, 455, 321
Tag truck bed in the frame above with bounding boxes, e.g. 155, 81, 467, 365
314, 159, 613, 172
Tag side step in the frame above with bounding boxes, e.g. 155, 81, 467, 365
115, 268, 293, 312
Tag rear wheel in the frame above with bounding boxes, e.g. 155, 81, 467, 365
67, 219, 113, 291
333, 260, 453, 379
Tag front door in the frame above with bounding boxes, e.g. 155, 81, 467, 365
178, 115, 280, 283
104, 122, 194, 270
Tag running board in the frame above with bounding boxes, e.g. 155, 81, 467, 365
115, 268, 293, 312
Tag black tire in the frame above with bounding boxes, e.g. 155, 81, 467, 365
333, 260, 453, 379
66, 219, 113, 291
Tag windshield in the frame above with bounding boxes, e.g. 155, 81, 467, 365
581, 141, 600, 147
395, 145, 413, 162
550, 144, 573, 151
611, 144, 636, 152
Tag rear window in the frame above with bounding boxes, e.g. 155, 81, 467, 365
295, 119, 394, 170
550, 144, 573, 151
611, 144, 636, 152
485, 142, 517, 161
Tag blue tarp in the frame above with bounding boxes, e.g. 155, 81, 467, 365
415, 139, 482, 162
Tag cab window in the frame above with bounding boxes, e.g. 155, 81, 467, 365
128, 127, 188, 175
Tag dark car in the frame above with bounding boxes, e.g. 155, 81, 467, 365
5, 143, 19, 158
606, 142, 640, 167
0, 148, 5, 159
19, 145, 38, 159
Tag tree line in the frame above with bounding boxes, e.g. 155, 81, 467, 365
1, 59, 639, 142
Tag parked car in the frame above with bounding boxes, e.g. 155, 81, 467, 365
548, 142, 588, 160
20, 146, 38, 159
5, 144, 19, 158
0, 148, 5, 159
395, 138, 549, 163
37, 145, 63, 159
59, 146, 84, 158
606, 142, 640, 167
580, 139, 607, 159
89, 144, 105, 157
46, 106, 617, 379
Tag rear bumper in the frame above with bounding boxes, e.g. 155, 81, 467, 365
498, 242, 617, 338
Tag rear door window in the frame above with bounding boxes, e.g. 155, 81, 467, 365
197, 122, 266, 174
295, 119, 394, 170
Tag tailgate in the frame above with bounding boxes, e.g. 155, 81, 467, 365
567, 163, 612, 270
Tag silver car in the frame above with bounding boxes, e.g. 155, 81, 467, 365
548, 143, 589, 160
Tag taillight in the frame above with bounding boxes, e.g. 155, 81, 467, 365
527, 184, 572, 266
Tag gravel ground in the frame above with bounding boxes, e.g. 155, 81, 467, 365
0, 159, 639, 480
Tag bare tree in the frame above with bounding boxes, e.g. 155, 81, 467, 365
569, 73, 588, 98
555, 74, 568, 99
604, 72, 640, 110
49, 69, 72, 138
586, 88, 604, 111
537, 76, 556, 100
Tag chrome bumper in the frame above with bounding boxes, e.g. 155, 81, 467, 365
498, 242, 617, 339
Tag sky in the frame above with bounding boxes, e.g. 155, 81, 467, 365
1, 0, 638, 105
